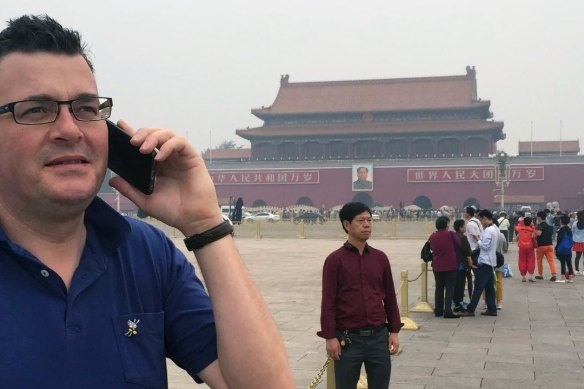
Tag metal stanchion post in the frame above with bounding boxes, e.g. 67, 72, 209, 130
410, 262, 434, 313
382, 221, 389, 238
297, 220, 305, 239
255, 222, 262, 239
357, 376, 368, 388
390, 219, 398, 240
425, 221, 433, 236
399, 270, 420, 330
326, 360, 335, 389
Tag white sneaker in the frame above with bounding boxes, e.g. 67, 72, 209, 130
555, 278, 566, 283
496, 304, 502, 310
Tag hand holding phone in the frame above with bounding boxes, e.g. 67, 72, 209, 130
107, 120, 156, 195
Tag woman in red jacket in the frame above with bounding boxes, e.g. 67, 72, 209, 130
515, 216, 537, 282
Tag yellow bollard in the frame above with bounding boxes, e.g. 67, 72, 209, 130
255, 221, 262, 239
410, 262, 434, 312
382, 221, 389, 238
326, 360, 335, 389
357, 375, 368, 388
390, 219, 398, 240
425, 221, 434, 236
297, 220, 305, 239
400, 270, 420, 330
325, 360, 367, 389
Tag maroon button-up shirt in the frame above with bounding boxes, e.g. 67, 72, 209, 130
318, 242, 402, 339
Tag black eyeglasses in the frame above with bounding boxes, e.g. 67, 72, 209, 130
0, 97, 113, 125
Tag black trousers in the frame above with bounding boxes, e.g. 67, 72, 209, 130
453, 268, 467, 307
557, 252, 574, 275
334, 327, 391, 389
433, 270, 457, 315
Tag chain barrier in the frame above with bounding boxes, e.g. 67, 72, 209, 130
407, 270, 424, 283
394, 268, 423, 297
305, 356, 332, 389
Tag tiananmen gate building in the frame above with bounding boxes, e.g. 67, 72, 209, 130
203, 67, 583, 212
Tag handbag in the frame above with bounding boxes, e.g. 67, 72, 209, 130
420, 240, 433, 262
472, 248, 504, 267
471, 248, 480, 267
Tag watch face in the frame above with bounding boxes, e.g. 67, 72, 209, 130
362, 112, 374, 123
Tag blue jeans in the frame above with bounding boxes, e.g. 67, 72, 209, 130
466, 264, 497, 314
334, 327, 391, 389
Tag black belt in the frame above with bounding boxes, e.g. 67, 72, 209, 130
345, 325, 386, 337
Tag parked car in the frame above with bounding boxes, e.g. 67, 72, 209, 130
246, 212, 281, 223
294, 212, 326, 224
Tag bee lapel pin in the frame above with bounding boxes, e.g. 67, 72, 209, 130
124, 319, 140, 337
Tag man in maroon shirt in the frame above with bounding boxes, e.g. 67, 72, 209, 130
318, 202, 402, 388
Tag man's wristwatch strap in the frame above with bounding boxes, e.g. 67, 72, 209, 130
184, 220, 234, 251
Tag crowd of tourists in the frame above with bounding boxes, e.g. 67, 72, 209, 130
427, 207, 584, 319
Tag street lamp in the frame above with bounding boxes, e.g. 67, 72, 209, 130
494, 151, 510, 211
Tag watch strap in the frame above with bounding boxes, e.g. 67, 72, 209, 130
184, 220, 234, 251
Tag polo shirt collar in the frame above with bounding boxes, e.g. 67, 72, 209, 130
343, 241, 370, 253
0, 197, 131, 251
84, 197, 131, 251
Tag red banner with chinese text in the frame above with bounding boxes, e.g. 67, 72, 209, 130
407, 166, 544, 183
211, 170, 320, 185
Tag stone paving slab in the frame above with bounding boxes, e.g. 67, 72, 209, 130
160, 229, 584, 388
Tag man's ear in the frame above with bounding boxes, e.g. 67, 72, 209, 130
342, 220, 351, 232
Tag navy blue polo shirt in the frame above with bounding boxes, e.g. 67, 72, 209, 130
0, 198, 217, 388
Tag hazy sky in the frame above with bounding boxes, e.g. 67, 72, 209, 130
5, 0, 583, 155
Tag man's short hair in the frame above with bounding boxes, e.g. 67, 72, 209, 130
0, 14, 93, 71
339, 202, 371, 232
435, 216, 450, 230
478, 209, 493, 220
357, 166, 368, 173
560, 215, 571, 226
465, 206, 476, 217
536, 211, 546, 220
524, 216, 532, 226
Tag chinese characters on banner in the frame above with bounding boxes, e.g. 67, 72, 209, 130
210, 170, 319, 185
407, 166, 544, 182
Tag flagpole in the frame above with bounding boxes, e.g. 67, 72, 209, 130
209, 129, 213, 164
559, 120, 563, 157
530, 121, 533, 157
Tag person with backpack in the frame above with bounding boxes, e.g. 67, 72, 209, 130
555, 215, 574, 283
429, 216, 462, 318
459, 210, 499, 317
515, 216, 537, 282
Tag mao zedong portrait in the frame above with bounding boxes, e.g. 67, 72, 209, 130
352, 166, 373, 191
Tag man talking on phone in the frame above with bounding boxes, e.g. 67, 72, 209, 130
0, 15, 294, 388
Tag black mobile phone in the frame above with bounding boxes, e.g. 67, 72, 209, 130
107, 120, 156, 195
